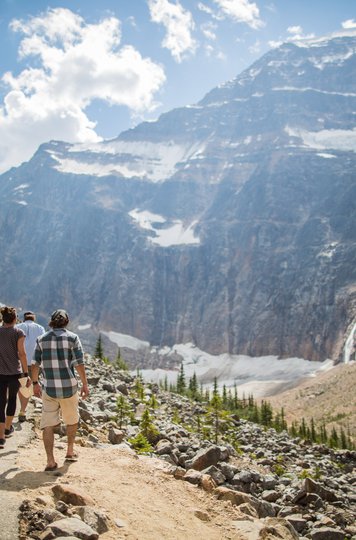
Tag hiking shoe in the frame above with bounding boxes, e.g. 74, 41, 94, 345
0, 439, 5, 449
5, 425, 14, 438
18, 413, 26, 423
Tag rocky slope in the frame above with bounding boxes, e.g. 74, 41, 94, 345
268, 362, 356, 438
17, 356, 356, 539
0, 33, 355, 361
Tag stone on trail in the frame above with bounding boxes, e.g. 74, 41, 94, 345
52, 484, 96, 506
39, 517, 99, 540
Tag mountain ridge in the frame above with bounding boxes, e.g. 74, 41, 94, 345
0, 32, 355, 362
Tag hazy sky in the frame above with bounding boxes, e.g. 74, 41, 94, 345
0, 0, 355, 173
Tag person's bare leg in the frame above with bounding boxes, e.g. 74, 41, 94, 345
18, 392, 29, 418
0, 422, 5, 440
43, 426, 57, 468
66, 423, 78, 457
5, 415, 14, 431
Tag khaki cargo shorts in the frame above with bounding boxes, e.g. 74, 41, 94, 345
40, 391, 79, 429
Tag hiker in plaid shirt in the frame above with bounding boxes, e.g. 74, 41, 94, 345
31, 309, 89, 471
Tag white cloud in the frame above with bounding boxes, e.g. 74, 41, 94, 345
197, 2, 221, 19
0, 8, 166, 173
212, 0, 263, 29
342, 19, 356, 29
248, 39, 261, 54
148, 0, 197, 62
287, 25, 303, 35
268, 26, 315, 49
201, 22, 217, 41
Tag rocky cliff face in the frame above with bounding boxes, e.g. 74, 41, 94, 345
0, 33, 355, 361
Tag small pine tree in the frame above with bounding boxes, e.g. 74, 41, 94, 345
310, 417, 317, 442
329, 427, 339, 448
140, 408, 159, 443
94, 334, 104, 360
116, 394, 130, 429
281, 407, 287, 431
340, 426, 348, 449
188, 372, 198, 400
222, 385, 228, 408
210, 377, 222, 444
176, 363, 186, 395
134, 377, 145, 400
128, 432, 153, 453
115, 348, 128, 371
149, 393, 158, 409
299, 417, 307, 439
260, 400, 273, 427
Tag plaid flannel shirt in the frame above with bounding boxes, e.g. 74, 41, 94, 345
33, 328, 84, 398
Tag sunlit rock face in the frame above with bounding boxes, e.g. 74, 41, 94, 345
0, 33, 355, 361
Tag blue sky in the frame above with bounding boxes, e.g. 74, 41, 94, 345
0, 0, 355, 173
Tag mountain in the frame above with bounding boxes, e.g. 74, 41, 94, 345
0, 32, 355, 362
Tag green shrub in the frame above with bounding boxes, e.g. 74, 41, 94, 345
128, 433, 153, 454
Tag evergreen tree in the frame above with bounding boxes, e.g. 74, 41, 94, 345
188, 372, 198, 400
320, 422, 328, 444
222, 385, 228, 408
340, 426, 348, 449
299, 417, 307, 439
164, 375, 168, 392
281, 408, 287, 431
290, 420, 298, 437
249, 403, 260, 423
260, 400, 273, 426
176, 363, 186, 395
134, 377, 145, 400
140, 408, 159, 443
329, 427, 339, 448
149, 393, 158, 409
94, 334, 104, 360
209, 377, 222, 444
233, 384, 239, 410
274, 412, 281, 432
115, 347, 128, 371
116, 394, 130, 429
310, 417, 317, 442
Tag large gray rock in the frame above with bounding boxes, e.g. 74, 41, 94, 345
189, 446, 221, 471
310, 528, 345, 540
39, 517, 99, 540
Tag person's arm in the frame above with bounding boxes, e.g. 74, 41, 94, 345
31, 339, 43, 397
75, 364, 89, 399
31, 364, 42, 397
17, 336, 31, 387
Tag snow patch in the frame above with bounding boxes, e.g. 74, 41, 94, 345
103, 331, 150, 351
48, 140, 198, 182
316, 153, 336, 159
285, 126, 356, 152
273, 87, 356, 97
138, 342, 335, 397
129, 209, 200, 247
78, 324, 91, 331
13, 184, 29, 191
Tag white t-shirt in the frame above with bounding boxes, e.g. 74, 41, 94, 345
16, 320, 45, 364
